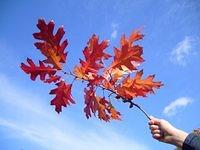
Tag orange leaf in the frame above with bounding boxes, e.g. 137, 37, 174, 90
108, 30, 144, 72
84, 87, 121, 121
116, 70, 163, 100
75, 34, 111, 77
109, 107, 121, 120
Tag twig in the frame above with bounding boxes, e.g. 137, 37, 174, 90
123, 99, 151, 120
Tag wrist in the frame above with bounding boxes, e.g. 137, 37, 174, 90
171, 129, 188, 147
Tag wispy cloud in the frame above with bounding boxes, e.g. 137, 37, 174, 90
111, 23, 119, 39
170, 36, 196, 66
0, 73, 149, 150
163, 97, 192, 116
111, 30, 118, 39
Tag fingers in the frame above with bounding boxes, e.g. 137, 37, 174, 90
149, 116, 161, 125
153, 133, 162, 140
148, 116, 164, 140
149, 125, 162, 136
149, 125, 159, 130
151, 129, 161, 135
151, 128, 164, 140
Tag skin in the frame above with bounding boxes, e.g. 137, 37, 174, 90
148, 116, 189, 148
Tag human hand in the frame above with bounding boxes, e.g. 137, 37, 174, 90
148, 116, 188, 147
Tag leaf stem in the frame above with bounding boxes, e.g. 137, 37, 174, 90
123, 99, 150, 120
132, 103, 151, 120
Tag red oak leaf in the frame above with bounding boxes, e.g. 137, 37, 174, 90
74, 34, 111, 78
116, 70, 163, 100
33, 19, 68, 70
83, 86, 97, 118
21, 58, 56, 81
84, 87, 121, 121
121, 30, 144, 46
83, 34, 111, 63
50, 81, 75, 113
108, 30, 144, 72
98, 97, 121, 121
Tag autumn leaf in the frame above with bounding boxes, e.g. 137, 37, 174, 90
74, 34, 111, 78
50, 81, 75, 113
84, 86, 121, 121
108, 30, 144, 72
33, 19, 68, 70
84, 86, 97, 119
83, 34, 111, 63
116, 70, 163, 100
98, 97, 121, 121
109, 107, 121, 120
122, 30, 144, 46
21, 58, 56, 81
95, 96, 111, 122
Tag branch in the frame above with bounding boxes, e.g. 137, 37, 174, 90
123, 99, 151, 120
62, 69, 151, 120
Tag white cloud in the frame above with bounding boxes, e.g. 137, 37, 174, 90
0, 73, 149, 150
163, 97, 192, 116
170, 36, 196, 66
111, 23, 119, 39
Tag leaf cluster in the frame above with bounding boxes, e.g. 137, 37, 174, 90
21, 19, 163, 122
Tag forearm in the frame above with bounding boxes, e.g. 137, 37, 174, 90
171, 129, 188, 148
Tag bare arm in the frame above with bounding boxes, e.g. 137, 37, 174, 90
148, 116, 188, 148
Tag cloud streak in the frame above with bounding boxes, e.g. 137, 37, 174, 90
0, 73, 149, 150
111, 23, 119, 39
163, 97, 192, 116
170, 36, 196, 66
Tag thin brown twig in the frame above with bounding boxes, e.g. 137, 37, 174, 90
123, 99, 151, 120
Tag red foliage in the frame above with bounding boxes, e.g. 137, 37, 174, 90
109, 30, 144, 71
50, 81, 75, 113
21, 58, 56, 81
21, 19, 163, 122
84, 86, 120, 122
33, 19, 67, 70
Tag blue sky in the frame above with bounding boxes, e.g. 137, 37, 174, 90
0, 0, 200, 149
